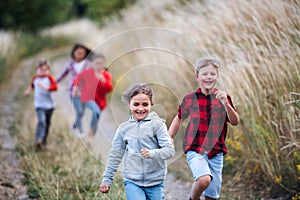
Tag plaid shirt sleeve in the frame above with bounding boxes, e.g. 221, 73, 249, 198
178, 92, 196, 120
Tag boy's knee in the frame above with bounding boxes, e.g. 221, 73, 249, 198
196, 175, 211, 189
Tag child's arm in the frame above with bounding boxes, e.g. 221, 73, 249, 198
215, 90, 239, 126
72, 85, 80, 97
38, 82, 50, 90
24, 86, 32, 97
72, 74, 81, 96
56, 65, 70, 83
100, 129, 125, 193
47, 75, 58, 91
168, 115, 182, 140
38, 75, 58, 91
24, 76, 37, 96
97, 72, 113, 94
142, 121, 175, 160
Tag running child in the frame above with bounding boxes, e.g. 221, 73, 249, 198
100, 83, 175, 200
168, 57, 239, 200
24, 60, 58, 150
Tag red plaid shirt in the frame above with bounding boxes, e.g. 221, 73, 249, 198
178, 88, 235, 159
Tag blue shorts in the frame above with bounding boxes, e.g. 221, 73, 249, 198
186, 151, 224, 199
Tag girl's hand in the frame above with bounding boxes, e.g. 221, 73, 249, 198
140, 148, 151, 158
214, 90, 228, 106
72, 86, 80, 97
99, 183, 110, 193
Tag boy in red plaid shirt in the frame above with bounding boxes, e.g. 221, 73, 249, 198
168, 57, 239, 200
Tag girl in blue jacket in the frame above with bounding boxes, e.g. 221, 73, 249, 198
100, 83, 175, 200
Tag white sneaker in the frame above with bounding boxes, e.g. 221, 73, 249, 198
70, 125, 85, 139
77, 132, 85, 139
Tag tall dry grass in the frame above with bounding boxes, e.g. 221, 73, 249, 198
39, 0, 300, 198
73, 0, 298, 198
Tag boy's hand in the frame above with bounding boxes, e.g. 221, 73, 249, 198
140, 148, 151, 158
38, 82, 49, 90
215, 90, 228, 106
99, 183, 110, 193
24, 87, 31, 97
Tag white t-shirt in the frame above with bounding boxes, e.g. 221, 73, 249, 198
74, 60, 86, 73
33, 76, 55, 109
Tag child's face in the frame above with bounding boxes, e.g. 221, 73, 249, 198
128, 93, 152, 121
38, 65, 50, 77
74, 47, 87, 62
93, 57, 106, 71
195, 65, 218, 92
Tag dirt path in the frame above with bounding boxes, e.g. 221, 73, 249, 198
0, 59, 36, 200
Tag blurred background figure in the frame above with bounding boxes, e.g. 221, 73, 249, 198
24, 59, 58, 150
72, 54, 113, 143
56, 43, 93, 136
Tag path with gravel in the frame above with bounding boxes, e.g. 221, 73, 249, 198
0, 59, 37, 200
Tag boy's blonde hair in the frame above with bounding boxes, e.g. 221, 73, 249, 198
195, 57, 219, 74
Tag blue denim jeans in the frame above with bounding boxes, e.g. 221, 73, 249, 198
35, 108, 54, 144
71, 96, 85, 132
84, 100, 101, 135
124, 181, 164, 200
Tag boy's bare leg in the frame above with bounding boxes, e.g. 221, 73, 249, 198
191, 175, 211, 200
205, 196, 215, 200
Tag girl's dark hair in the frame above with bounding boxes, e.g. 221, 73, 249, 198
122, 83, 154, 105
70, 43, 92, 60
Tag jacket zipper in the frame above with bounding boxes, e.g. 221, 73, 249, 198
137, 121, 144, 185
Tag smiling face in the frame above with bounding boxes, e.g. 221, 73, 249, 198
195, 64, 219, 95
128, 93, 152, 121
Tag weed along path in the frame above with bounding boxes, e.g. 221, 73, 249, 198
0, 59, 36, 200
52, 57, 192, 200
